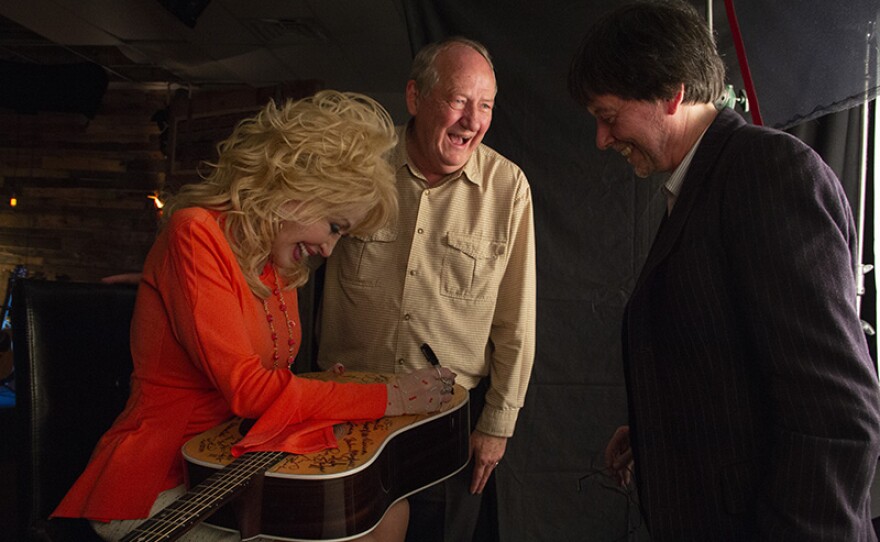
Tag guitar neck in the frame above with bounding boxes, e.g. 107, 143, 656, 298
120, 451, 287, 542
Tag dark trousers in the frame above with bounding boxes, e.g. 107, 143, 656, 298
405, 379, 499, 542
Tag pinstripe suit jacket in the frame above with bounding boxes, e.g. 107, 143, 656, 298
622, 108, 880, 541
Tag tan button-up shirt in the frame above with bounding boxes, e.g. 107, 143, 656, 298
318, 125, 537, 437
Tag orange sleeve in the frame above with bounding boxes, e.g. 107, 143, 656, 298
161, 210, 387, 432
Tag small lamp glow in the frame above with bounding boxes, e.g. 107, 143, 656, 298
9, 195, 17, 208
148, 193, 165, 209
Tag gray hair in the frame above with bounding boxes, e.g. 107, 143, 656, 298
409, 36, 496, 96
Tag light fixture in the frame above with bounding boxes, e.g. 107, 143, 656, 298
148, 192, 165, 209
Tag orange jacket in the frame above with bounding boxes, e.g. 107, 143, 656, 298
53, 208, 386, 521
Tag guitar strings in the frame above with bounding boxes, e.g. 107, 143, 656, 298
125, 392, 468, 541
126, 452, 285, 540
122, 451, 287, 541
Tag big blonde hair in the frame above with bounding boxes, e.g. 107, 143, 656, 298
162, 90, 398, 297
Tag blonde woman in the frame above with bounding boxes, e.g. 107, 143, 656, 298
52, 91, 454, 542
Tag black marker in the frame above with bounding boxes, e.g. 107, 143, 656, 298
420, 343, 441, 366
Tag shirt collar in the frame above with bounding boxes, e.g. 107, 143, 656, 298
663, 136, 703, 202
664, 129, 705, 200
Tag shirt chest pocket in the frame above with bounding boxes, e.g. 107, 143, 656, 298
337, 228, 398, 287
441, 231, 507, 302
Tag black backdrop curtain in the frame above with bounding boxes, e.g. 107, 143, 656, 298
400, 1, 877, 539
732, 0, 880, 129
788, 103, 878, 363
403, 2, 664, 539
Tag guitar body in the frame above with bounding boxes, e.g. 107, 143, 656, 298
182, 371, 470, 541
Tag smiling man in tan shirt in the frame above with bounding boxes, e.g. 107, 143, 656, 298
318, 37, 536, 542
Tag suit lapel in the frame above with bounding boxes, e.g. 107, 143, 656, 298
632, 109, 747, 295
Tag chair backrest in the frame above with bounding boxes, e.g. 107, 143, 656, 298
12, 279, 137, 540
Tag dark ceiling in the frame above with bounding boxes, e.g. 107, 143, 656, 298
0, 0, 412, 99
0, 13, 182, 84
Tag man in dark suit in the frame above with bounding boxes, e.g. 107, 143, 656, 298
568, 1, 880, 540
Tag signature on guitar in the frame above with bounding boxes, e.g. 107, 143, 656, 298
123, 371, 470, 542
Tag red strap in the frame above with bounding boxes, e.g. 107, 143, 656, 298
724, 0, 763, 125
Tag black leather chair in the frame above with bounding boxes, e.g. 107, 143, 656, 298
12, 279, 137, 541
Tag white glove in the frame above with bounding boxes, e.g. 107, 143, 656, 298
385, 366, 456, 416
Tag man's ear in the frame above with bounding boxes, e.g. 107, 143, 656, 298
405, 80, 420, 117
666, 84, 685, 115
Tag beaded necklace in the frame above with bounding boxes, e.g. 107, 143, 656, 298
261, 266, 296, 370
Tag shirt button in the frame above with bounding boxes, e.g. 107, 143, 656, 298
398, 358, 405, 365
403, 314, 411, 321
417, 228, 424, 234
409, 269, 416, 276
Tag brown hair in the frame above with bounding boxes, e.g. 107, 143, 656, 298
569, 0, 726, 106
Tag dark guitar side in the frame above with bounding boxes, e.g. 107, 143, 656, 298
185, 394, 470, 541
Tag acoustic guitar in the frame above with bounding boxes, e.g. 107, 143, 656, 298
121, 371, 470, 542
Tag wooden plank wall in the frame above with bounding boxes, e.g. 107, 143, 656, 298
0, 86, 167, 288
166, 81, 320, 192
0, 80, 321, 299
